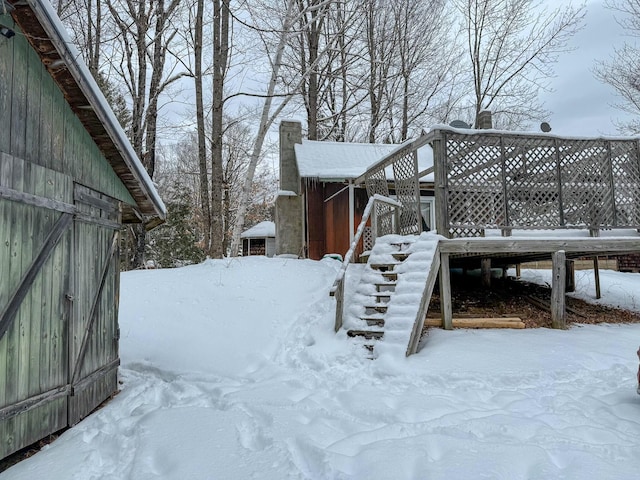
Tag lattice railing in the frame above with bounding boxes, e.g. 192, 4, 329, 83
434, 129, 640, 238
363, 145, 422, 236
356, 128, 640, 241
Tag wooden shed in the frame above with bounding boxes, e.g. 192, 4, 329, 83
0, 0, 166, 460
241, 221, 276, 257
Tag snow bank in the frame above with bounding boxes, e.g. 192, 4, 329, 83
119, 256, 336, 377
4, 258, 640, 480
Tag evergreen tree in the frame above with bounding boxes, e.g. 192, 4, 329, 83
146, 181, 205, 268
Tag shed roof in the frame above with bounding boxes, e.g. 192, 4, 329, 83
294, 139, 434, 182
241, 221, 276, 239
7, 0, 166, 228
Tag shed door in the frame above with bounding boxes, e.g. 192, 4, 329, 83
0, 155, 74, 459
68, 184, 121, 425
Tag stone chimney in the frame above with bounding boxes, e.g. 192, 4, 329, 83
476, 110, 493, 129
275, 121, 305, 257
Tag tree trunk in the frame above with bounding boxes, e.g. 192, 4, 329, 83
366, 0, 379, 143
194, 0, 211, 253
210, 0, 230, 258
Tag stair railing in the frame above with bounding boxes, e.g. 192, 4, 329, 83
330, 194, 402, 332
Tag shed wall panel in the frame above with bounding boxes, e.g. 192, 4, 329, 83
0, 157, 72, 460
0, 11, 138, 460
324, 186, 351, 258
68, 186, 120, 425
25, 47, 42, 164
0, 15, 13, 153
10, 20, 27, 160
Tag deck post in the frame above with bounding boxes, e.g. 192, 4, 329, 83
593, 256, 601, 299
551, 250, 566, 329
439, 252, 453, 330
481, 258, 491, 288
565, 259, 575, 293
515, 264, 521, 279
433, 137, 450, 238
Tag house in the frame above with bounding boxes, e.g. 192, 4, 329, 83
276, 118, 640, 356
276, 121, 435, 260
0, 0, 165, 460
241, 221, 276, 257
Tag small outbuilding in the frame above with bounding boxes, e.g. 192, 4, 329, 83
0, 0, 165, 460
241, 221, 276, 257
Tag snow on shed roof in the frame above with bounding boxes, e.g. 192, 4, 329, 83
241, 221, 275, 239
295, 139, 434, 181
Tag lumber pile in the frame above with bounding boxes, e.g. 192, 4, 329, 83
424, 317, 525, 329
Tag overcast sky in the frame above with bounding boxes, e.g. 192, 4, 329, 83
541, 0, 635, 136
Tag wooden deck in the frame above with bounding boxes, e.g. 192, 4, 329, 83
440, 235, 640, 268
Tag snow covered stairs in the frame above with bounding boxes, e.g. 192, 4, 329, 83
345, 232, 442, 357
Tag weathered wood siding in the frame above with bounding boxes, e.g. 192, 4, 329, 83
0, 156, 72, 459
0, 17, 131, 459
68, 185, 120, 426
305, 182, 370, 260
305, 182, 325, 260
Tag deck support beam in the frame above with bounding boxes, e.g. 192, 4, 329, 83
439, 252, 452, 330
481, 258, 491, 288
551, 250, 566, 329
565, 259, 575, 293
593, 256, 601, 299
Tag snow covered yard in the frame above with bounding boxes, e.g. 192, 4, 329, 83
2, 257, 640, 479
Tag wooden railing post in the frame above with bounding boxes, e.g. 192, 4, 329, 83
371, 203, 378, 243
433, 137, 449, 238
393, 205, 400, 234
593, 256, 602, 299
605, 140, 617, 228
334, 279, 345, 332
554, 138, 565, 227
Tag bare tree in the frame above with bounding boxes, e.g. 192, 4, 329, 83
193, 0, 212, 253
228, 0, 342, 255
105, 0, 187, 267
210, 0, 231, 258
387, 0, 463, 140
285, 0, 368, 141
595, 0, 640, 133
220, 120, 274, 253
293, 0, 331, 140
454, 0, 585, 129
363, 0, 396, 142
